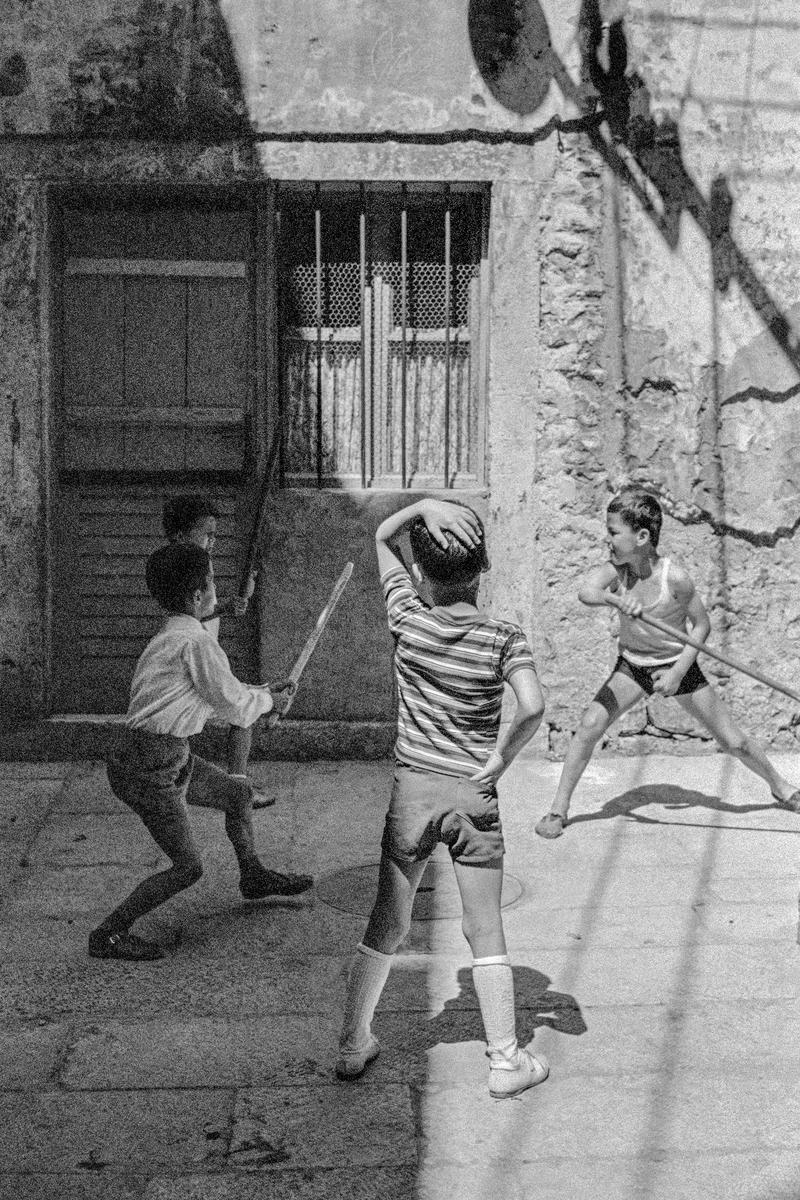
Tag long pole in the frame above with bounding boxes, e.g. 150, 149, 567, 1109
633, 609, 800, 705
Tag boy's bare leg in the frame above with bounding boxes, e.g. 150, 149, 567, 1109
452, 857, 506, 958
363, 853, 428, 954
188, 755, 312, 895
676, 687, 799, 806
338, 854, 427, 1076
537, 672, 644, 837
227, 724, 274, 809
90, 806, 203, 960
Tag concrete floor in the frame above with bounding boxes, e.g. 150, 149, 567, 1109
1, 749, 800, 1199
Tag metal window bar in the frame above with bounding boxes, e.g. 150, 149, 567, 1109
277, 182, 486, 489
443, 187, 452, 488
400, 184, 408, 489
359, 185, 367, 489
274, 203, 285, 486
314, 186, 323, 488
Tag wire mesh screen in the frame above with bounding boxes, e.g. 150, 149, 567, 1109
371, 261, 478, 328
279, 185, 486, 487
287, 262, 361, 329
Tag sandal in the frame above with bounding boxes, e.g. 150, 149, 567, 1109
535, 812, 567, 839
773, 790, 800, 814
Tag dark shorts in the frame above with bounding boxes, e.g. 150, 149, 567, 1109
594, 655, 709, 716
381, 763, 504, 866
106, 728, 251, 853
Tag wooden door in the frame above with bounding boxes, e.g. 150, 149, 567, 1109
52, 191, 262, 713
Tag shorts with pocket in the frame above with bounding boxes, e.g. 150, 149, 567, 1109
381, 763, 504, 866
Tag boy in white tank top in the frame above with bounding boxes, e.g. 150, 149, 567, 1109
535, 489, 800, 839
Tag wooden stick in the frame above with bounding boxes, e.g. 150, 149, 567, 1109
265, 562, 354, 728
633, 609, 800, 705
240, 433, 281, 596
286, 562, 354, 691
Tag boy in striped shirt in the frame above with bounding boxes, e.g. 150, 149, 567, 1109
336, 499, 549, 1099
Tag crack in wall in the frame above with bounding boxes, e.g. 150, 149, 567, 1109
721, 382, 800, 409
655, 490, 800, 549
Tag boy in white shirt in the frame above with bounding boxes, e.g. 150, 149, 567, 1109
89, 542, 312, 963
162, 495, 272, 808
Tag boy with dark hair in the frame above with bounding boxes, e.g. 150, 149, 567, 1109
89, 542, 311, 962
336, 499, 550, 1100
162, 495, 272, 808
535, 488, 800, 839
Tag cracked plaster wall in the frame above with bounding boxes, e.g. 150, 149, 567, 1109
1, 0, 799, 755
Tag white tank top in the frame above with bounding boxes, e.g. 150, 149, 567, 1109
617, 557, 688, 666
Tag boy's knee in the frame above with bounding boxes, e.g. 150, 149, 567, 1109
173, 857, 204, 888
462, 912, 502, 948
366, 913, 410, 955
577, 707, 606, 742
718, 729, 747, 756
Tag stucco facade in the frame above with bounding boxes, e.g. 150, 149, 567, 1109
1, 1, 799, 757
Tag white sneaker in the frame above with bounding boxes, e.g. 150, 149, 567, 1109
489, 1048, 549, 1099
335, 1034, 380, 1080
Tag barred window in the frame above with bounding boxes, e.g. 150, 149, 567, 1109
277, 183, 489, 489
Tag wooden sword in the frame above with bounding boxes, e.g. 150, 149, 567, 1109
266, 561, 354, 724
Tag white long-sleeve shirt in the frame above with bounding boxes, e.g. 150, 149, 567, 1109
126, 614, 273, 737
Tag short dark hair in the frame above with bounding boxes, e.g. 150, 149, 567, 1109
145, 543, 211, 612
162, 495, 219, 541
607, 489, 663, 548
409, 508, 487, 584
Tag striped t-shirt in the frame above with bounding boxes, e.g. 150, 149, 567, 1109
383, 566, 536, 778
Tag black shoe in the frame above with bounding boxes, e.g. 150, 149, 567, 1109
251, 785, 277, 810
240, 866, 314, 899
88, 929, 165, 961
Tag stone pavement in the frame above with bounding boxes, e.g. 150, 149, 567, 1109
1, 750, 800, 1200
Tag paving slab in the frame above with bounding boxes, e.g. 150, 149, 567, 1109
55, 768, 127, 814
30, 812, 162, 868
415, 1152, 800, 1200
0, 1090, 234, 1172
417, 1071, 800, 1161
61, 1015, 346, 1090
0, 915, 98, 959
0, 951, 348, 1021
2, 864, 159, 920
1, 752, 799, 1200
0, 1021, 66, 1089
229, 1084, 416, 1169
144, 1167, 417, 1200
0, 1176, 145, 1200
0, 762, 77, 780
0, 781, 65, 893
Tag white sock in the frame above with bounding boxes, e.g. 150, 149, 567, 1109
339, 942, 393, 1052
472, 954, 519, 1068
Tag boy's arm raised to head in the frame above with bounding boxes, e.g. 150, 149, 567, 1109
577, 562, 622, 608
470, 666, 545, 787
375, 499, 482, 576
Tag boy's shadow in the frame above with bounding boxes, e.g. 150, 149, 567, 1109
568, 784, 785, 831
386, 965, 585, 1077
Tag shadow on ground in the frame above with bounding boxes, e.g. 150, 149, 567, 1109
423, 964, 586, 1050
568, 783, 789, 832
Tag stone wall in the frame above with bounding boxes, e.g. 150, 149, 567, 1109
1, 0, 799, 756
0, 178, 46, 716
